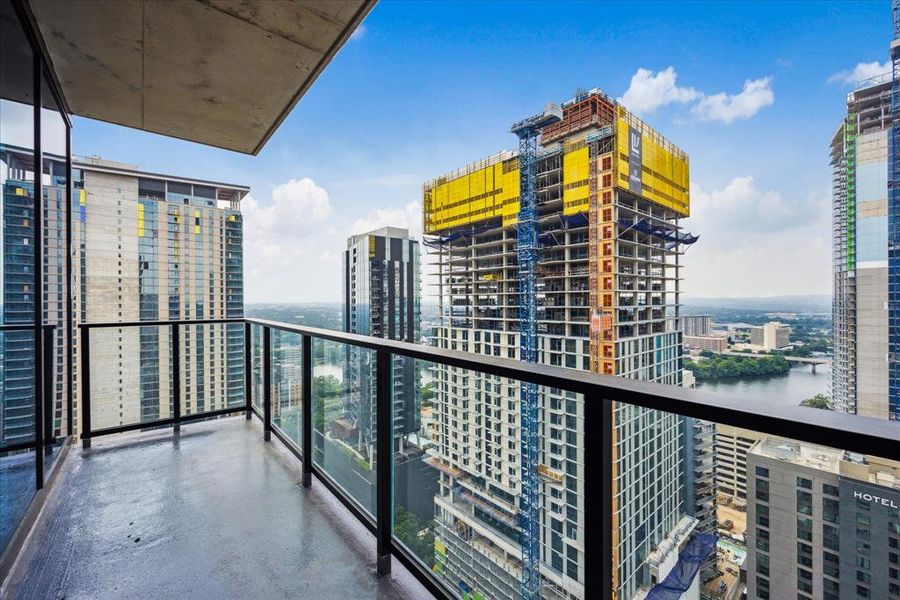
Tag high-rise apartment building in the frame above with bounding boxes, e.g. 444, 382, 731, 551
424, 89, 708, 599
680, 315, 712, 337
746, 437, 900, 600
72, 157, 246, 430
343, 227, 420, 457
831, 73, 894, 418
1, 146, 69, 445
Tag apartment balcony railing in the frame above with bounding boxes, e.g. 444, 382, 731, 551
4, 316, 872, 600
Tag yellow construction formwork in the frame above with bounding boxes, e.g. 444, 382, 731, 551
423, 153, 519, 234
562, 142, 590, 216
614, 106, 690, 216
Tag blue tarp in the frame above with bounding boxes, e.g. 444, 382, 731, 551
646, 532, 717, 600
618, 218, 700, 246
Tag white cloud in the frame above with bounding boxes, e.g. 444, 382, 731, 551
242, 179, 429, 303
242, 178, 340, 303
618, 67, 774, 123
618, 67, 699, 115
350, 23, 367, 41
828, 60, 890, 86
691, 77, 774, 124
244, 178, 332, 238
348, 201, 422, 239
682, 177, 830, 297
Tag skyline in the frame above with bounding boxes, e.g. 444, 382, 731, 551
67, 0, 892, 303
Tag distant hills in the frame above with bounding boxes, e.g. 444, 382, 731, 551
683, 295, 830, 314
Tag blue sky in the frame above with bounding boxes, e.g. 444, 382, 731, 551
71, 1, 893, 303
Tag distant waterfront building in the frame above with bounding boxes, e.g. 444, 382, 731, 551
342, 227, 420, 457
746, 437, 900, 600
830, 72, 894, 418
680, 314, 712, 337
74, 156, 246, 430
748, 322, 791, 351
684, 334, 728, 353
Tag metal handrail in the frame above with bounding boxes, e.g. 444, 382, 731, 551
245, 318, 900, 459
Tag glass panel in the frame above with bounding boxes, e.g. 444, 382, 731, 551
251, 325, 264, 412
391, 357, 439, 570
405, 355, 588, 598
311, 337, 375, 516
41, 66, 69, 472
84, 325, 171, 432
271, 328, 303, 447
0, 0, 37, 557
179, 323, 245, 417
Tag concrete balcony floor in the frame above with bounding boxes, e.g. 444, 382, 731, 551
3, 417, 429, 600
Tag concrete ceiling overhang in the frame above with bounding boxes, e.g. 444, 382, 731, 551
28, 0, 375, 154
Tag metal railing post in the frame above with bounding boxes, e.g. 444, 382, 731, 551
33, 326, 46, 490
172, 323, 181, 433
43, 325, 54, 456
263, 326, 271, 441
81, 326, 91, 449
244, 321, 252, 420
301, 334, 312, 487
375, 348, 392, 576
584, 397, 614, 600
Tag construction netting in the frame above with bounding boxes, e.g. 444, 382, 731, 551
618, 218, 699, 247
646, 532, 717, 600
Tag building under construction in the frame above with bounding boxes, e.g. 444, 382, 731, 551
423, 89, 710, 600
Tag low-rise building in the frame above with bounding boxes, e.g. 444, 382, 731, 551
685, 334, 729, 353
748, 322, 791, 351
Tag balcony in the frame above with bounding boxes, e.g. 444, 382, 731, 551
3, 416, 427, 600
7, 317, 900, 600
5, 2, 900, 600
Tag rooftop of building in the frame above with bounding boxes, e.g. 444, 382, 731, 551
348, 226, 414, 245
749, 437, 843, 473
74, 154, 250, 203
751, 437, 900, 490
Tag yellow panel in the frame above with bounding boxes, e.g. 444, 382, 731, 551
563, 144, 589, 215
194, 209, 201, 234
423, 156, 521, 233
137, 203, 145, 237
615, 113, 690, 216
79, 189, 86, 205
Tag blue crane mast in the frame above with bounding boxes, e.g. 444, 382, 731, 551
510, 103, 562, 600
890, 0, 900, 416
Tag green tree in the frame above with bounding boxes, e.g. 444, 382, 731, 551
394, 506, 435, 567
800, 394, 833, 410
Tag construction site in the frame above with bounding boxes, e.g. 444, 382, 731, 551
423, 89, 712, 600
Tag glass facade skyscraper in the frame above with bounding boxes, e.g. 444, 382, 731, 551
343, 226, 421, 458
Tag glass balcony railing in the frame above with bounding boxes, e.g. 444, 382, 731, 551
61, 318, 900, 599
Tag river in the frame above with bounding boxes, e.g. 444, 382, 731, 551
696, 363, 831, 406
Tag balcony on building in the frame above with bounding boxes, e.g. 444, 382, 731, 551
4, 2, 900, 600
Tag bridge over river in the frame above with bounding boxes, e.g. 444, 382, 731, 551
719, 351, 832, 373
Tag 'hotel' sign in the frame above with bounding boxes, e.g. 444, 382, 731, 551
854, 490, 899, 508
